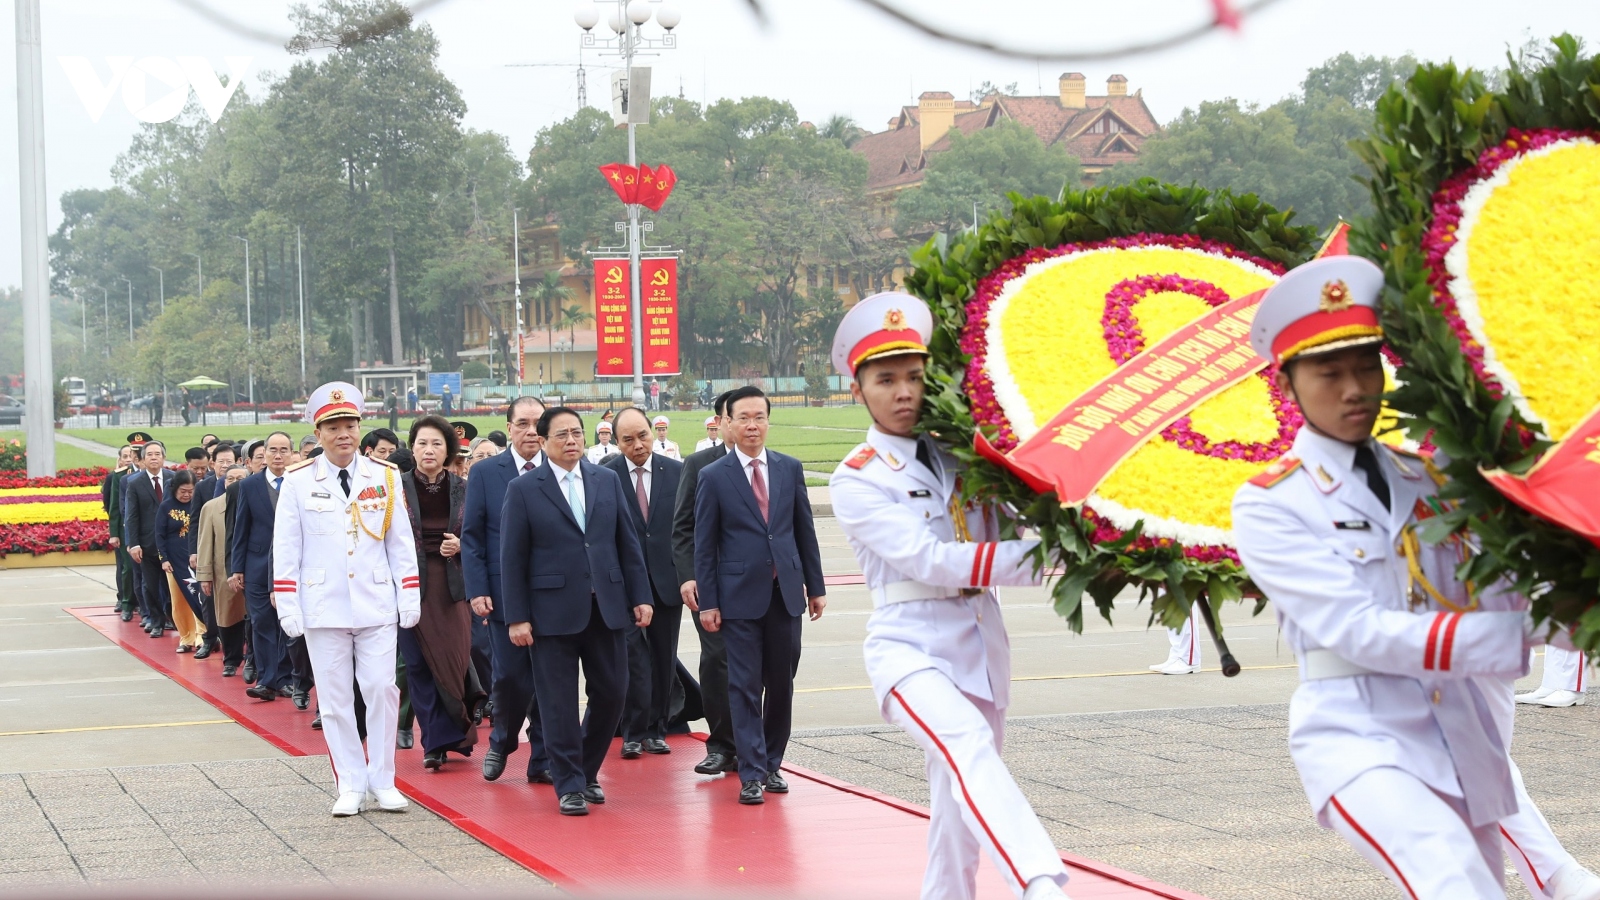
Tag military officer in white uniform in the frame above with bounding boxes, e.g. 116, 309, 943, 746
1518, 645, 1589, 708
275, 382, 422, 817
1231, 256, 1597, 899
829, 293, 1070, 900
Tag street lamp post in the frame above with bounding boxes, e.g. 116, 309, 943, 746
101, 288, 109, 360
296, 226, 306, 395
513, 207, 523, 391
575, 0, 681, 408
232, 236, 254, 417
149, 265, 164, 314
118, 275, 133, 343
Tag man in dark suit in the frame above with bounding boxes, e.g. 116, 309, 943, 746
501, 406, 653, 817
603, 407, 685, 758
125, 440, 176, 638
230, 432, 295, 702
673, 391, 738, 775
463, 396, 551, 784
121, 441, 152, 629
102, 444, 136, 621
694, 386, 826, 805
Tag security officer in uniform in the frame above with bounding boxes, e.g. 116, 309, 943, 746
274, 382, 422, 817
828, 292, 1071, 900
1232, 256, 1597, 899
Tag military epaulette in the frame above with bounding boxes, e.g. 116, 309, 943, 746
369, 457, 398, 469
843, 445, 877, 469
1248, 455, 1302, 489
286, 457, 315, 472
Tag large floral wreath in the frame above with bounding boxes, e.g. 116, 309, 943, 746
1352, 35, 1600, 650
905, 181, 1320, 630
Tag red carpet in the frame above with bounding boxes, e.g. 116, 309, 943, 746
74, 606, 1207, 900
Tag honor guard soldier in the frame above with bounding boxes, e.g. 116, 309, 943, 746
274, 382, 422, 817
829, 293, 1070, 900
1233, 257, 1599, 899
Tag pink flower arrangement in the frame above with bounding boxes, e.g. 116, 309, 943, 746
0, 520, 110, 556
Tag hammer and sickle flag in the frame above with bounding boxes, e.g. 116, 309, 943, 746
1481, 400, 1600, 549
599, 163, 640, 204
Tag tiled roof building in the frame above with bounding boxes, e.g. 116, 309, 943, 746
854, 73, 1158, 195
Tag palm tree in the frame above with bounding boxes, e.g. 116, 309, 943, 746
557, 302, 595, 381
818, 114, 865, 148
524, 272, 574, 386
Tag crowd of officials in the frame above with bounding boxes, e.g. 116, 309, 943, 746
98, 387, 824, 815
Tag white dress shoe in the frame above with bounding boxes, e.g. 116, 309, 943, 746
1022, 876, 1072, 900
367, 788, 408, 812
1516, 686, 1557, 704
1550, 862, 1600, 900
330, 792, 365, 817
1151, 660, 1200, 675
1534, 690, 1587, 708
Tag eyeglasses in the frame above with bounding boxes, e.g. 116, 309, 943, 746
548, 429, 585, 442
733, 415, 768, 425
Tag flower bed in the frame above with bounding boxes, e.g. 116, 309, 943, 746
0, 471, 112, 555
1353, 35, 1600, 648
906, 180, 1320, 630
0, 468, 109, 490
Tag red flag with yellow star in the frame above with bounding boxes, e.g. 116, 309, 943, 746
637, 163, 678, 212
598, 163, 639, 204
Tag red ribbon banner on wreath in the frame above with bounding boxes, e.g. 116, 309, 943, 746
1481, 401, 1600, 549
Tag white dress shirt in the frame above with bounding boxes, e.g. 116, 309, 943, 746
552, 461, 585, 513
733, 445, 769, 486
509, 448, 545, 474
628, 458, 652, 505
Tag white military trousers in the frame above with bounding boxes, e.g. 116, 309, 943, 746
1325, 765, 1504, 899
1536, 646, 1588, 694
1163, 602, 1202, 667
884, 669, 1067, 900
1501, 759, 1578, 899
305, 623, 399, 795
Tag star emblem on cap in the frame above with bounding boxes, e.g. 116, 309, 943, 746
1319, 279, 1353, 312
330, 389, 345, 402
883, 308, 906, 329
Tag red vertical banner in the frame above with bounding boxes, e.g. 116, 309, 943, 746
594, 259, 632, 376
640, 257, 680, 376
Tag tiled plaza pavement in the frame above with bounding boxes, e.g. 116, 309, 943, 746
0, 755, 552, 892
787, 699, 1600, 900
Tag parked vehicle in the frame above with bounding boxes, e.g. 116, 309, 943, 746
0, 395, 26, 426
60, 377, 88, 408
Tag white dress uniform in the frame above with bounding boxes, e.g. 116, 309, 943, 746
1152, 603, 1202, 674
829, 292, 1069, 900
1234, 257, 1547, 899
585, 427, 619, 464
274, 382, 421, 813
652, 416, 682, 460
1519, 645, 1589, 707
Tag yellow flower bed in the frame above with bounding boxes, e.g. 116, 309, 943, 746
990, 247, 1278, 542
1452, 140, 1600, 439
0, 486, 104, 498
0, 501, 108, 526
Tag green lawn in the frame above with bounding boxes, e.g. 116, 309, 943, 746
61, 404, 875, 472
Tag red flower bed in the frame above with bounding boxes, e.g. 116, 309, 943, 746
0, 467, 110, 490
0, 520, 110, 556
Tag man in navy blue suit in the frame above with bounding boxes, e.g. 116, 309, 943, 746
463, 396, 551, 784
230, 431, 295, 702
501, 406, 654, 816
602, 407, 685, 758
125, 440, 176, 637
694, 386, 826, 805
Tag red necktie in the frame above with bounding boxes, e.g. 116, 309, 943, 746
153, 475, 163, 504
750, 459, 768, 523
634, 466, 649, 519
523, 460, 535, 472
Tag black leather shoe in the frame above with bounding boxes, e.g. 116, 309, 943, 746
222, 664, 237, 677
292, 689, 309, 711
482, 749, 506, 781
120, 608, 133, 622
311, 711, 322, 730
483, 699, 495, 723
738, 780, 765, 805
245, 684, 276, 701
765, 772, 789, 794
558, 792, 588, 816
149, 625, 163, 639
527, 768, 554, 785
192, 644, 212, 660
642, 738, 670, 755
582, 782, 605, 805
242, 662, 257, 684
396, 728, 414, 750
276, 687, 295, 699
695, 751, 737, 775
423, 750, 445, 770
620, 741, 643, 759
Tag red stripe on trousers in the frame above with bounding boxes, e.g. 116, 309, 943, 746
1330, 795, 1418, 900
1439, 613, 1464, 672
889, 687, 1026, 891
1187, 607, 1197, 665
1578, 653, 1586, 692
1499, 826, 1545, 891
1423, 613, 1445, 670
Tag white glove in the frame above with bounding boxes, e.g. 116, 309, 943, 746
279, 614, 304, 640
399, 607, 420, 629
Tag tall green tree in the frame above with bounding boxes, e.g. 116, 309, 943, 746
894, 120, 1081, 236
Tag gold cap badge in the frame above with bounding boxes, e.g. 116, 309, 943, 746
1319, 279, 1353, 312
329, 389, 345, 402
883, 308, 907, 330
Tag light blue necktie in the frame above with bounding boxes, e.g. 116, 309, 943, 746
565, 471, 585, 532
273, 476, 282, 492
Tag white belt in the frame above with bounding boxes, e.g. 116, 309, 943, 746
871, 581, 963, 609
1300, 648, 1379, 680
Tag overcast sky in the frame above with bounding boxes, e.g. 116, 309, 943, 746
2, 0, 1596, 289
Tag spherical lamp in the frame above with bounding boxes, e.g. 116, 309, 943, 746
573, 2, 600, 30
627, 0, 653, 25
655, 3, 681, 29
